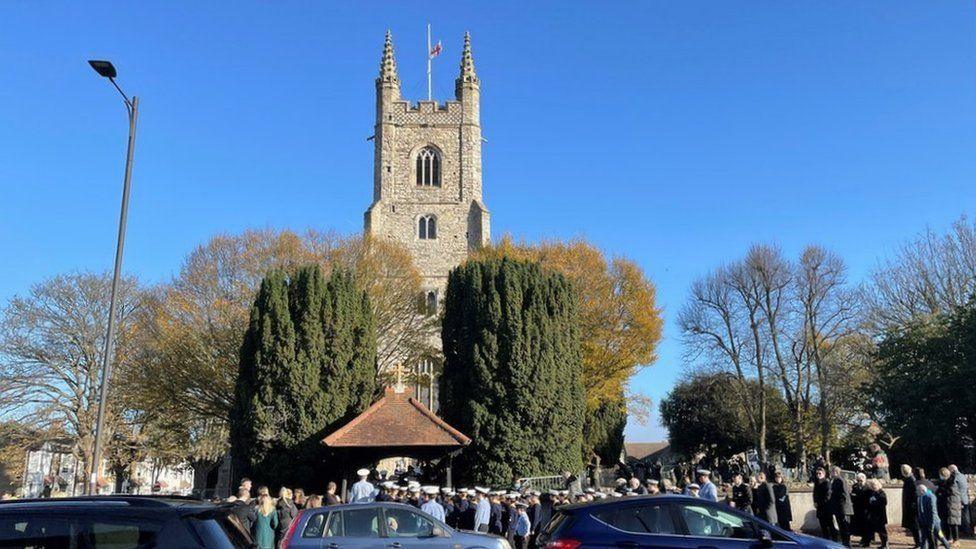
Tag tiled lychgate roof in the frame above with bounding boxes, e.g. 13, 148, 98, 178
323, 387, 471, 448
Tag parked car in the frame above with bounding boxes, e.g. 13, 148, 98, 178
535, 494, 847, 549
281, 501, 510, 549
0, 495, 253, 548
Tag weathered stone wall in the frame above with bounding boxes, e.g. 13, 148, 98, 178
364, 94, 489, 297
785, 487, 903, 534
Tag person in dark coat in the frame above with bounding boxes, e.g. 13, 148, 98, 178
754, 472, 778, 525
939, 467, 962, 543
489, 493, 504, 535
814, 468, 835, 541
861, 479, 888, 548
324, 482, 341, 506
851, 473, 869, 540
528, 493, 543, 547
275, 488, 298, 549
731, 474, 753, 514
901, 465, 920, 546
829, 466, 854, 547
229, 488, 258, 532
773, 472, 793, 531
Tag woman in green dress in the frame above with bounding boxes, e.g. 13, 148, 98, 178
252, 494, 279, 549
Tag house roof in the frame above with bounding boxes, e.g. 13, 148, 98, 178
624, 441, 670, 461
323, 387, 471, 448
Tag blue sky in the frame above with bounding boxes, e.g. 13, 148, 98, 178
2, 2, 975, 442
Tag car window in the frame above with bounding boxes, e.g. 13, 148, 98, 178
383, 508, 435, 538
593, 504, 677, 535
341, 508, 381, 538
0, 514, 162, 548
302, 512, 327, 538
680, 505, 755, 540
325, 511, 343, 537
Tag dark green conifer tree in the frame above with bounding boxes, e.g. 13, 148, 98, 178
440, 258, 585, 486
231, 266, 376, 488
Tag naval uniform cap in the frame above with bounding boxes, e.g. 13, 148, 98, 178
531, 490, 541, 497
547, 490, 558, 496
357, 468, 370, 477
409, 486, 420, 493
475, 487, 489, 494
468, 489, 478, 496
506, 492, 519, 499
696, 469, 711, 476
408, 481, 420, 488
422, 486, 438, 495
688, 483, 701, 489
647, 479, 659, 485
515, 502, 528, 508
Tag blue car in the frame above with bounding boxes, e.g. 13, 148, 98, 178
281, 501, 511, 549
535, 494, 847, 549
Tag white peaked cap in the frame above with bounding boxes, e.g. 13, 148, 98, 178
423, 486, 439, 495
475, 486, 489, 494
357, 468, 370, 477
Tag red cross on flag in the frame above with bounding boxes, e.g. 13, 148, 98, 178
429, 40, 442, 59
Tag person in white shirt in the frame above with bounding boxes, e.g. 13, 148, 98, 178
474, 487, 492, 532
349, 468, 376, 503
420, 487, 446, 522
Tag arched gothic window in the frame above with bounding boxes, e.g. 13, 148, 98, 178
418, 215, 437, 240
416, 147, 441, 187
425, 290, 438, 315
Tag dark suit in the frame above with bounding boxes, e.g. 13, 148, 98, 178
732, 483, 753, 514
902, 475, 919, 545
814, 478, 835, 540
829, 476, 854, 546
773, 482, 792, 530
755, 481, 778, 525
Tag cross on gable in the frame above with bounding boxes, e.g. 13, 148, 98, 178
391, 363, 407, 393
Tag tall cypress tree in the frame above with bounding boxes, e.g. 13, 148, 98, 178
440, 258, 585, 486
231, 266, 376, 488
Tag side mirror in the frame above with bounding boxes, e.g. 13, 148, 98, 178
430, 526, 445, 537
759, 529, 773, 547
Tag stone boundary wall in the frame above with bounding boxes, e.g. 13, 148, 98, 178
785, 486, 903, 533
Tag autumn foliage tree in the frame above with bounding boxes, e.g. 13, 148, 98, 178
471, 237, 662, 462
127, 229, 429, 464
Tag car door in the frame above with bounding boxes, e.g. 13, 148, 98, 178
379, 506, 455, 549
586, 501, 690, 548
674, 503, 795, 549
290, 509, 330, 549
321, 507, 387, 549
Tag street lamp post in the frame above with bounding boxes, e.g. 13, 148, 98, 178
87, 60, 138, 496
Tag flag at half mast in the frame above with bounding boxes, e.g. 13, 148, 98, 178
426, 24, 441, 100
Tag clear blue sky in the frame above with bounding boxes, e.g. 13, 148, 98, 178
2, 2, 975, 442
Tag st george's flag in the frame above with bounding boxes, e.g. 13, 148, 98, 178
429, 40, 442, 59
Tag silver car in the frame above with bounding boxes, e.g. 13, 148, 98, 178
282, 501, 510, 549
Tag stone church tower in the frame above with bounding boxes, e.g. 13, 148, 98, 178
364, 31, 490, 403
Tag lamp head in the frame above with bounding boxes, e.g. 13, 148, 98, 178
88, 60, 117, 79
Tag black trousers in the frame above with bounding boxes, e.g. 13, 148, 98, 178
819, 512, 837, 541
513, 535, 528, 549
860, 525, 888, 547
832, 512, 851, 546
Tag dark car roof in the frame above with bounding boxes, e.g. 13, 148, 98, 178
559, 494, 707, 512
0, 495, 219, 514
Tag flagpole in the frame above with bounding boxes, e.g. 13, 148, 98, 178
427, 23, 432, 101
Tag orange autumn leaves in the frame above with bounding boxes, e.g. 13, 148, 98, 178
471, 237, 663, 410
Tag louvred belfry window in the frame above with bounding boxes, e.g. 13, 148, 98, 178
416, 147, 441, 187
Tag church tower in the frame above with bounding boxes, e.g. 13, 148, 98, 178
364, 31, 490, 404
364, 31, 490, 313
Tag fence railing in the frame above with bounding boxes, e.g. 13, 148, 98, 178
517, 475, 567, 493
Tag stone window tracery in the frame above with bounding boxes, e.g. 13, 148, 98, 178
418, 215, 437, 240
416, 147, 441, 187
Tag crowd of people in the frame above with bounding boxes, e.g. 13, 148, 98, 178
220, 462, 973, 549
